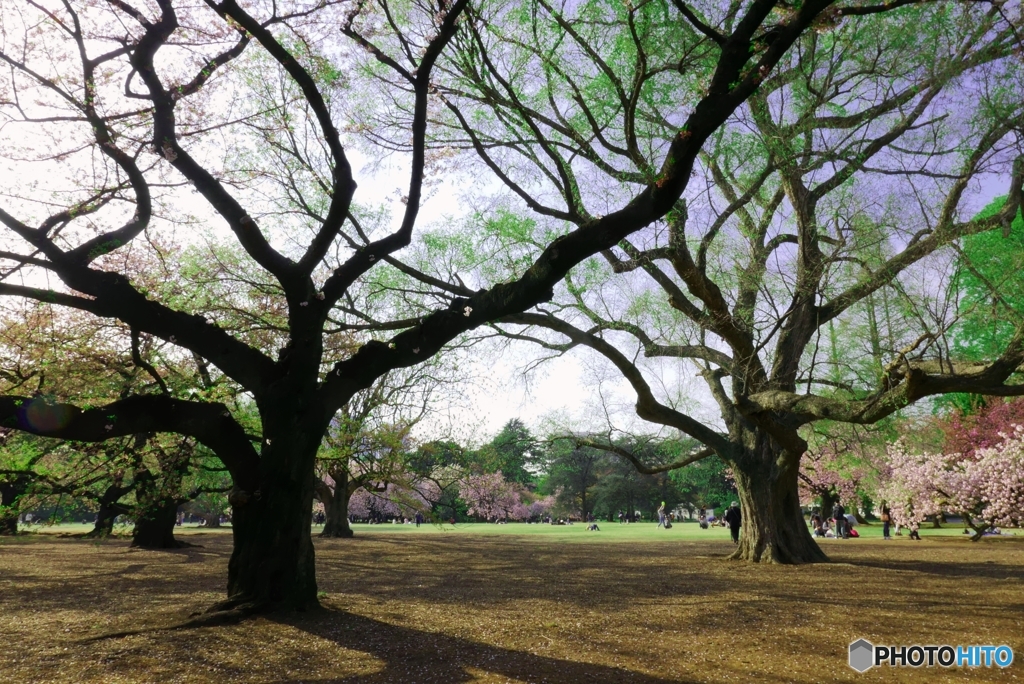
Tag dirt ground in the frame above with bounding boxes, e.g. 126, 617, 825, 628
0, 532, 1021, 683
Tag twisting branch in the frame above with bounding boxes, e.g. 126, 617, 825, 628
670, 0, 726, 46
130, 328, 169, 396
574, 437, 716, 474
500, 312, 732, 453
321, 0, 471, 310
208, 0, 356, 278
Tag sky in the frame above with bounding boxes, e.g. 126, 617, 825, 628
352, 156, 613, 442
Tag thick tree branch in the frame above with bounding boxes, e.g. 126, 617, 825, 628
741, 322, 1024, 425
210, 0, 356, 278
574, 437, 716, 474
0, 394, 260, 490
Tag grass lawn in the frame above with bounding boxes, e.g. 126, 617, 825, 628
27, 519, 998, 540
1, 526, 1021, 683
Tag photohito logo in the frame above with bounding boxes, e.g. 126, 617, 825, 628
849, 639, 1014, 672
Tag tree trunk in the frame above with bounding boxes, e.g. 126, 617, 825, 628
819, 489, 836, 523
201, 514, 221, 528
132, 498, 185, 549
87, 503, 122, 538
729, 444, 828, 564
85, 482, 132, 538
0, 511, 15, 535
224, 444, 319, 611
321, 471, 354, 538
0, 478, 27, 535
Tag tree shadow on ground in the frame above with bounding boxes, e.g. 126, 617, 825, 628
268, 607, 693, 684
315, 536, 732, 609
845, 557, 1024, 580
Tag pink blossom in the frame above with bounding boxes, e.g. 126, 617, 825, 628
798, 448, 867, 507
459, 471, 527, 521
879, 427, 1024, 534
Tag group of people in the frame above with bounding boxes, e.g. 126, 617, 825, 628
616, 510, 645, 523
608, 501, 743, 544
810, 503, 860, 539
810, 504, 930, 540
694, 503, 742, 543
810, 514, 856, 538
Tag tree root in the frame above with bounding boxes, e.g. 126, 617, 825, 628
79, 598, 267, 643
728, 538, 830, 564
319, 528, 355, 539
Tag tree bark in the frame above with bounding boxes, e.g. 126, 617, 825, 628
729, 440, 828, 564
87, 503, 123, 538
819, 489, 836, 523
131, 498, 185, 549
85, 482, 132, 538
321, 469, 354, 538
223, 433, 320, 611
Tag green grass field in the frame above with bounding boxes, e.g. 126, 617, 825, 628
23, 519, 1013, 541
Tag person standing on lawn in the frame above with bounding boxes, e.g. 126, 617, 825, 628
832, 502, 847, 539
657, 502, 667, 528
880, 506, 891, 540
724, 501, 741, 544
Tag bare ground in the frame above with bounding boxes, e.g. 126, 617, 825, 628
0, 532, 1021, 683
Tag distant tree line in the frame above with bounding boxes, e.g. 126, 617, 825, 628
327, 418, 736, 526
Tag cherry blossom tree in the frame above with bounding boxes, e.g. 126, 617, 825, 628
797, 424, 888, 518
880, 429, 1024, 540
943, 398, 1024, 459
348, 485, 401, 520
459, 471, 527, 521
346, 479, 431, 521
798, 449, 865, 513
527, 495, 556, 522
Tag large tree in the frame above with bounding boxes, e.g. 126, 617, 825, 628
1, 0, 1015, 614
416, 0, 1023, 562
477, 419, 541, 486
541, 439, 602, 519
314, 366, 440, 538
0, 302, 235, 543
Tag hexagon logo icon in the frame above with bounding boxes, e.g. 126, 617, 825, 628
849, 639, 874, 672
